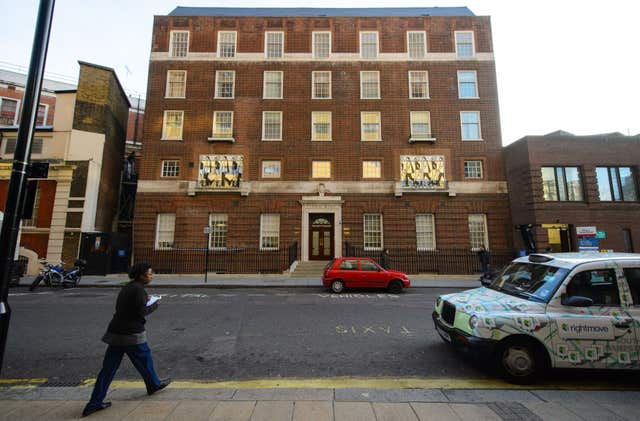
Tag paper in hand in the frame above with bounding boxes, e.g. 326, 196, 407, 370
146, 295, 161, 307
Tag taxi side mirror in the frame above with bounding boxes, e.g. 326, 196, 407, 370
561, 294, 593, 307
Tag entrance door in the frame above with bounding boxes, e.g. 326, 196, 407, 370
309, 213, 334, 260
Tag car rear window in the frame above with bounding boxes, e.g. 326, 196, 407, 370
325, 259, 335, 270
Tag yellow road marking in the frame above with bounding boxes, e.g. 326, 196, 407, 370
0, 378, 47, 388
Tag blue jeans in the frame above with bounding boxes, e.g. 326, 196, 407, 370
86, 343, 161, 409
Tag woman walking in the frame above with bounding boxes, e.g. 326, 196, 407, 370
82, 263, 170, 417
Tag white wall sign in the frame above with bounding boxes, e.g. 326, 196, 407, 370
576, 226, 597, 236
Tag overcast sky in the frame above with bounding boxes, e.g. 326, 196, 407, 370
2, 0, 639, 144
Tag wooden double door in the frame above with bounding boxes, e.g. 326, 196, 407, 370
309, 213, 334, 260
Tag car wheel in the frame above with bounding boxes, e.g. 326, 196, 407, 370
331, 280, 344, 294
496, 339, 545, 384
388, 279, 403, 294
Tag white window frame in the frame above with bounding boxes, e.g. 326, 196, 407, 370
263, 71, 283, 99
208, 213, 228, 250
312, 31, 331, 58
312, 71, 332, 99
360, 112, 382, 142
217, 31, 237, 58
155, 213, 176, 250
468, 213, 488, 251
312, 160, 331, 179
161, 160, 180, 178
363, 213, 383, 251
0, 97, 20, 126
311, 111, 332, 141
260, 214, 280, 250
215, 70, 235, 99
460, 111, 482, 141
457, 70, 478, 99
359, 31, 379, 59
36, 103, 49, 126
463, 160, 483, 179
161, 110, 184, 140
455, 30, 475, 58
4, 137, 43, 154
416, 214, 436, 251
410, 111, 432, 140
169, 30, 189, 58
360, 71, 380, 99
408, 71, 430, 99
165, 70, 187, 98
261, 111, 283, 141
265, 31, 284, 58
261, 160, 282, 178
211, 111, 234, 139
407, 31, 427, 58
362, 160, 382, 179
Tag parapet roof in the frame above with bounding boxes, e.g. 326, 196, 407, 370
168, 7, 475, 17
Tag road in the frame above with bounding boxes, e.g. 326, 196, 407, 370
2, 286, 638, 388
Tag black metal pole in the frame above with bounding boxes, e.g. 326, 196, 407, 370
0, 0, 56, 374
204, 231, 209, 284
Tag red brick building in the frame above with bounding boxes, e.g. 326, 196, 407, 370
504, 131, 640, 254
135, 7, 512, 273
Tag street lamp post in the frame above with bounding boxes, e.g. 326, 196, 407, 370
0, 0, 56, 373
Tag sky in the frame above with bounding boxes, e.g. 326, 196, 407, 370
2, 0, 639, 144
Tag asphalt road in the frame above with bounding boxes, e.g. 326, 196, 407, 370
2, 286, 638, 387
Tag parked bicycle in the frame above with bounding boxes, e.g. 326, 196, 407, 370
29, 259, 86, 291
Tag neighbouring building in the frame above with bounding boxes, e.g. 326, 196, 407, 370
135, 7, 513, 274
504, 131, 640, 254
0, 62, 130, 274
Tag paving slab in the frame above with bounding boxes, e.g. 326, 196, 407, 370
209, 401, 256, 421
531, 390, 640, 405
249, 401, 293, 421
37, 400, 84, 420
2, 400, 65, 420
334, 402, 376, 421
443, 389, 542, 403
145, 388, 235, 401
335, 388, 446, 402
292, 400, 333, 421
3, 386, 90, 401
450, 403, 502, 421
125, 400, 180, 420
165, 400, 219, 420
233, 388, 333, 401
411, 402, 462, 421
548, 402, 626, 421
88, 401, 142, 420
601, 403, 640, 421
522, 401, 584, 421
372, 402, 420, 421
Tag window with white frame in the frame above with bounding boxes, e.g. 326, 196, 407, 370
360, 71, 380, 99
166, 70, 187, 98
36, 104, 48, 126
410, 111, 432, 140
455, 31, 475, 58
162, 110, 184, 140
263, 71, 283, 99
260, 214, 280, 250
360, 32, 379, 58
313, 31, 331, 58
0, 97, 19, 126
262, 111, 282, 140
408, 71, 429, 99
312, 71, 331, 99
362, 161, 381, 179
215, 71, 235, 98
407, 31, 426, 58
361, 112, 381, 141
217, 31, 237, 58
311, 112, 331, 141
161, 160, 180, 177
312, 161, 331, 178
468, 213, 488, 250
262, 160, 281, 178
416, 214, 435, 250
363, 214, 383, 250
457, 71, 478, 98
155, 213, 176, 249
169, 31, 189, 57
460, 111, 481, 140
464, 160, 483, 179
211, 111, 234, 139
265, 31, 284, 58
209, 213, 228, 249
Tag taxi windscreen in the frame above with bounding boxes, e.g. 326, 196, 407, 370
489, 262, 569, 303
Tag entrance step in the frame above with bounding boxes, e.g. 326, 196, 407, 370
290, 260, 330, 277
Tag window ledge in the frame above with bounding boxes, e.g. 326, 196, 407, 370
462, 138, 484, 142
164, 96, 186, 99
360, 139, 383, 142
208, 137, 235, 143
310, 139, 333, 142
261, 139, 283, 142
161, 138, 183, 141
459, 96, 480, 99
312, 97, 332, 100
409, 97, 431, 100
409, 137, 436, 143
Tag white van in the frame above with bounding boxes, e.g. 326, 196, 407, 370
432, 253, 640, 383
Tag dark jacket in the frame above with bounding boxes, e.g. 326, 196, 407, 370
107, 280, 158, 335
478, 249, 491, 266
379, 251, 390, 269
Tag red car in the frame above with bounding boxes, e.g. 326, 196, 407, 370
322, 257, 410, 294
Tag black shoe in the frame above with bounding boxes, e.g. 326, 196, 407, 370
148, 378, 171, 395
82, 402, 111, 417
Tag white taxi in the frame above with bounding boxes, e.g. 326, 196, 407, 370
432, 253, 640, 383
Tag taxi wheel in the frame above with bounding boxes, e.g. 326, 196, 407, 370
388, 280, 403, 294
331, 280, 345, 294
497, 339, 545, 384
